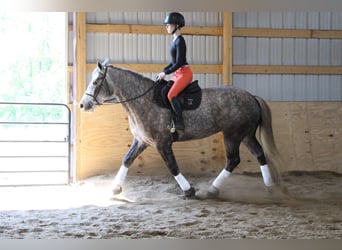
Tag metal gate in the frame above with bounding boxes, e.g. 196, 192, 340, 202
0, 102, 71, 186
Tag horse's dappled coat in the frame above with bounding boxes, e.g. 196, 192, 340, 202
80, 61, 285, 199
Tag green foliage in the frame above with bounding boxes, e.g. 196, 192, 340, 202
0, 12, 66, 122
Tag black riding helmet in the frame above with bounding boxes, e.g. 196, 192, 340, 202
163, 12, 185, 28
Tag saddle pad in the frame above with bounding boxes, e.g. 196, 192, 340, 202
153, 80, 202, 110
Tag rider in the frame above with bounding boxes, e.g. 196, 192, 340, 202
157, 12, 193, 131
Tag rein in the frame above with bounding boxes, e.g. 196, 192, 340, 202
104, 81, 158, 104
86, 65, 159, 105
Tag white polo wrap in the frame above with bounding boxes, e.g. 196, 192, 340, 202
260, 164, 275, 187
212, 169, 231, 189
112, 165, 129, 187
174, 173, 191, 191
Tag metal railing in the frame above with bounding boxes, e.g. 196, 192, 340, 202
0, 102, 71, 186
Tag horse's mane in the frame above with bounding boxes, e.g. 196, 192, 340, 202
110, 65, 155, 84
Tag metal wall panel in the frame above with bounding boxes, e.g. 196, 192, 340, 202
331, 40, 342, 65
72, 12, 342, 100
270, 12, 282, 28
86, 12, 223, 26
332, 12, 342, 29
109, 34, 124, 62
82, 12, 223, 88
234, 74, 342, 101
233, 12, 342, 101
233, 37, 245, 64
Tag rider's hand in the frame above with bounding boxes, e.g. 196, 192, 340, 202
156, 72, 166, 81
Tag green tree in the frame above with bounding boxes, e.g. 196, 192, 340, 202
0, 12, 66, 122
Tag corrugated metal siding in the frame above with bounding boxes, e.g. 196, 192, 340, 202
70, 12, 342, 100
82, 12, 223, 88
233, 74, 342, 101
234, 12, 342, 30
233, 12, 342, 101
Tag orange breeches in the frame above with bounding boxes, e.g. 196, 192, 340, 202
167, 66, 193, 101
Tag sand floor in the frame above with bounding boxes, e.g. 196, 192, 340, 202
0, 171, 341, 239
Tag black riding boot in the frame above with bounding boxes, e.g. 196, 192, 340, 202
170, 97, 185, 131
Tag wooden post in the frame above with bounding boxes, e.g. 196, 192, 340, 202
222, 12, 233, 85
71, 12, 87, 181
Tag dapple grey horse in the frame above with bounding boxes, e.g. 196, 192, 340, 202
80, 61, 285, 199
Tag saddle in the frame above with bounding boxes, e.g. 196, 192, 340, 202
153, 79, 202, 110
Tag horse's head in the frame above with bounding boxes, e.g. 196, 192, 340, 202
80, 59, 113, 112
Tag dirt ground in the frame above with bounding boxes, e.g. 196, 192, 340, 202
0, 171, 341, 239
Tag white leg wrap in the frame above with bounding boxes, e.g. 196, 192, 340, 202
174, 173, 191, 191
260, 164, 275, 187
112, 165, 129, 187
212, 169, 231, 189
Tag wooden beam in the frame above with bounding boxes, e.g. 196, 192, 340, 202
72, 12, 87, 182
233, 28, 342, 39
86, 23, 222, 36
311, 30, 342, 39
233, 65, 342, 75
86, 24, 162, 34
74, 16, 87, 101
182, 26, 223, 36
71, 63, 342, 75
82, 24, 342, 39
69, 63, 222, 74
69, 63, 342, 75
222, 12, 233, 84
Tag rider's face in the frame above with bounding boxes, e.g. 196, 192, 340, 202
165, 24, 175, 34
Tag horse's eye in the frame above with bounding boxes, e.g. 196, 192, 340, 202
93, 78, 100, 85
93, 76, 104, 85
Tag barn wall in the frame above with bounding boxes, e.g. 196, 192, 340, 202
69, 12, 224, 88
69, 12, 342, 180
233, 12, 342, 101
78, 101, 342, 179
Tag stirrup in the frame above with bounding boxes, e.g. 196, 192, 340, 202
168, 120, 185, 133
169, 120, 176, 133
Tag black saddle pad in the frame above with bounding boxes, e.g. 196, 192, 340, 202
153, 80, 202, 110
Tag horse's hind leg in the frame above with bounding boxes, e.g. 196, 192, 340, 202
205, 136, 242, 197
111, 138, 147, 195
242, 135, 275, 187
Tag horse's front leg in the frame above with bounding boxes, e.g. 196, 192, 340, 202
111, 138, 147, 195
156, 141, 196, 198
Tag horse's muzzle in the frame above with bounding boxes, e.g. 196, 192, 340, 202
79, 101, 94, 112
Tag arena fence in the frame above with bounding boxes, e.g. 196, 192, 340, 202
0, 102, 71, 186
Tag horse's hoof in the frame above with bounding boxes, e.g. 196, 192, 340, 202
183, 187, 196, 199
207, 185, 219, 198
195, 189, 208, 200
195, 186, 219, 200
112, 185, 122, 195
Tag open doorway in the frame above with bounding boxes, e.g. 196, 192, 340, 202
0, 12, 69, 186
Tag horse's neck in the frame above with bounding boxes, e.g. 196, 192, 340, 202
111, 68, 152, 96
111, 68, 155, 114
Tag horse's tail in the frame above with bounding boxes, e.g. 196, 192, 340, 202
254, 96, 284, 186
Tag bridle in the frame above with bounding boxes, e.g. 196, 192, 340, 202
85, 66, 110, 105
86, 65, 159, 105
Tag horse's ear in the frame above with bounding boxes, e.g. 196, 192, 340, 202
97, 61, 103, 71
102, 58, 110, 66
